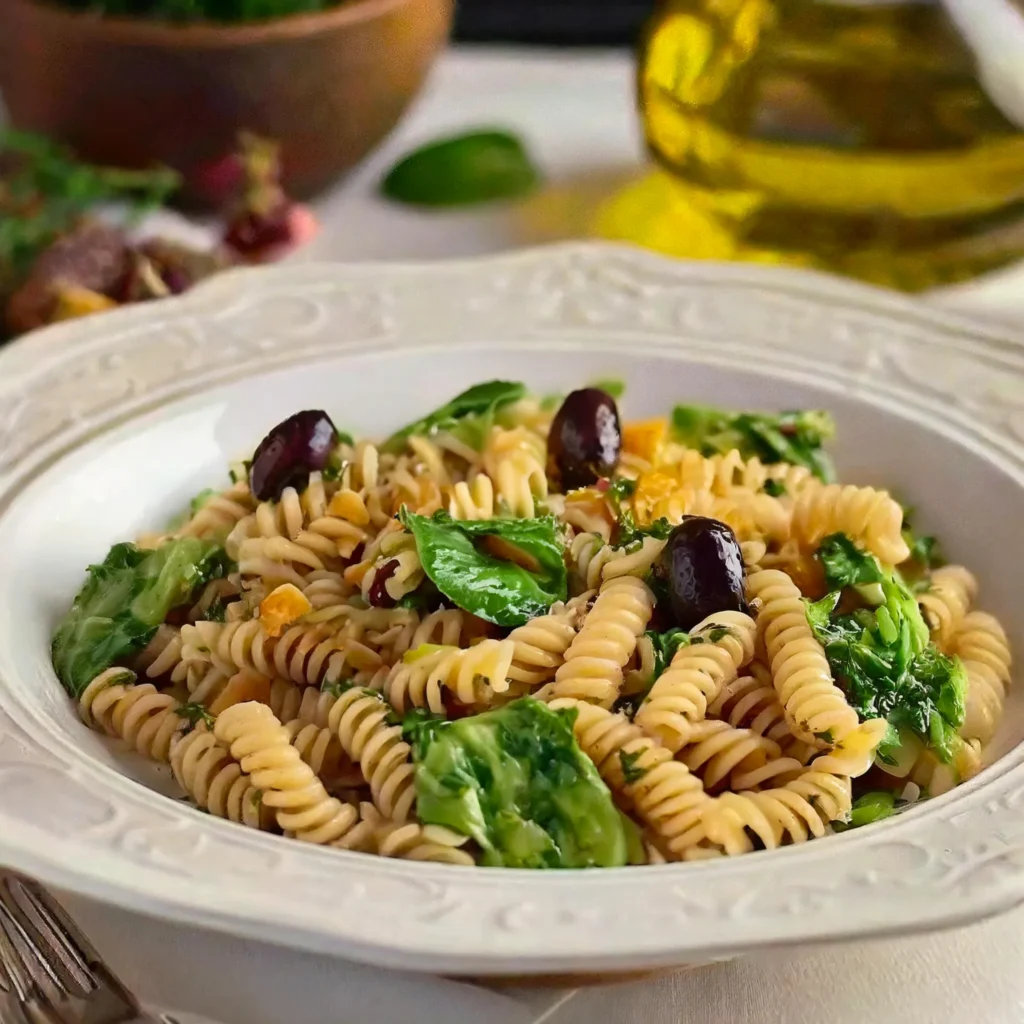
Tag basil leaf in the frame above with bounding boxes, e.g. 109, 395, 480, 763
399, 509, 567, 627
381, 130, 541, 207
381, 380, 526, 454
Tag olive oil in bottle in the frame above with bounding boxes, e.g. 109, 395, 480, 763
598, 0, 1024, 290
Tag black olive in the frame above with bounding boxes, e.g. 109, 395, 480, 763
654, 517, 748, 631
250, 410, 339, 501
547, 388, 621, 490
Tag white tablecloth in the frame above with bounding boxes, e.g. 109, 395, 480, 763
32, 46, 1024, 1024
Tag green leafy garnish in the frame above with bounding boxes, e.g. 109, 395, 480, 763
671, 404, 835, 482
607, 477, 637, 502
399, 509, 567, 627
619, 749, 648, 785
410, 697, 628, 868
321, 678, 355, 698
381, 131, 541, 208
806, 534, 966, 765
204, 597, 228, 623
189, 488, 218, 516
763, 478, 786, 497
603, 477, 671, 549
590, 378, 626, 400
900, 508, 944, 571
1, 129, 179, 294
176, 702, 216, 732
645, 627, 690, 681
51, 538, 229, 698
834, 790, 898, 831
381, 380, 526, 455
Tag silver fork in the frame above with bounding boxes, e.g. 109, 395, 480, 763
0, 871, 175, 1024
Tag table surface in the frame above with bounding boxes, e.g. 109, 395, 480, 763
21, 46, 1024, 1024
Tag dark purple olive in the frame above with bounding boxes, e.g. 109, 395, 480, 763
250, 410, 338, 501
547, 388, 621, 490
654, 517, 748, 631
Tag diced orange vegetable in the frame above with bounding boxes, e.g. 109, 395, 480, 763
632, 471, 679, 522
209, 669, 272, 716
327, 488, 370, 526
50, 286, 118, 323
259, 582, 312, 638
622, 418, 668, 465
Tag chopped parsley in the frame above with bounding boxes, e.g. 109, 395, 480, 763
619, 749, 648, 785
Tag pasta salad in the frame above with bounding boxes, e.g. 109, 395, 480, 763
51, 381, 1012, 867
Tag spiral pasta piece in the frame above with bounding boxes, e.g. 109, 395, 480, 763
918, 566, 978, 652
506, 607, 579, 690
676, 719, 801, 792
537, 575, 655, 708
909, 737, 982, 797
570, 533, 667, 592
954, 611, 1011, 745
385, 639, 515, 714
360, 531, 424, 605
549, 698, 714, 859
178, 481, 256, 541
214, 702, 361, 844
484, 426, 548, 518
79, 669, 184, 763
327, 687, 418, 822
632, 470, 789, 542
284, 717, 363, 791
746, 568, 858, 745
268, 678, 341, 729
182, 619, 382, 687
708, 662, 792, 745
706, 759, 853, 854
634, 611, 757, 752
370, 608, 481, 663
669, 448, 816, 500
374, 816, 475, 865
791, 482, 909, 564
560, 488, 616, 542
448, 474, 497, 521
171, 725, 273, 830
803, 717, 889, 780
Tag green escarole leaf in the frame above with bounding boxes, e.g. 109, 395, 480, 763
399, 509, 567, 627
51, 537, 228, 698
410, 697, 628, 869
381, 380, 526, 455
805, 534, 966, 765
381, 130, 541, 208
671, 403, 836, 482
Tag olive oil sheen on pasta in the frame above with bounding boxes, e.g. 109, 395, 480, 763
602, 0, 1024, 290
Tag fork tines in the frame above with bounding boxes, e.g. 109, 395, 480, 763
0, 871, 141, 1023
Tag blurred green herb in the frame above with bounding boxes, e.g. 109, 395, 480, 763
0, 130, 178, 297
671, 404, 836, 482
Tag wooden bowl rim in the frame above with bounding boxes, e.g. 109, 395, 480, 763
0, 0, 441, 47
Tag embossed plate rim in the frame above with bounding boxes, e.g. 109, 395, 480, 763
1, 243, 1024, 974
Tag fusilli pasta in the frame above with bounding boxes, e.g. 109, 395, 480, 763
54, 382, 1013, 870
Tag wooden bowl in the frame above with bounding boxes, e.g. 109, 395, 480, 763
0, 0, 453, 202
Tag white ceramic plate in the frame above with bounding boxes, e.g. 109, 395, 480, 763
1, 244, 1024, 976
